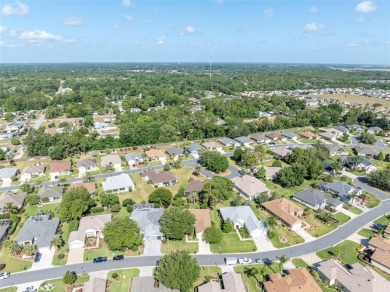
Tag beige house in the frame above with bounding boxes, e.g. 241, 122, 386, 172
145, 149, 167, 163
202, 141, 223, 151
368, 236, 390, 274
262, 198, 304, 231
21, 165, 45, 182
231, 175, 270, 200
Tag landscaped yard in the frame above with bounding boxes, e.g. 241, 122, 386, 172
343, 204, 363, 215
107, 268, 140, 292
234, 263, 281, 292
210, 233, 256, 253
39, 274, 90, 292
210, 209, 221, 228
52, 222, 71, 266
374, 214, 390, 226
194, 266, 221, 288
83, 245, 143, 261
364, 194, 381, 209
0, 287, 17, 292
270, 226, 304, 248
0, 247, 32, 272
333, 212, 350, 225
358, 228, 376, 238
264, 179, 317, 199
161, 239, 198, 254
291, 258, 309, 268
316, 240, 360, 265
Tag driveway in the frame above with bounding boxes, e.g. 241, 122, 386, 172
1, 180, 11, 187
338, 208, 358, 219
253, 235, 275, 251
294, 228, 316, 242
197, 232, 211, 254
143, 240, 162, 256
67, 247, 85, 264
30, 247, 55, 271
114, 165, 123, 172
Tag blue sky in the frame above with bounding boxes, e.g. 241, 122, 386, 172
0, 0, 389, 64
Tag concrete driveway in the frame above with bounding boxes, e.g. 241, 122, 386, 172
67, 247, 85, 264
197, 232, 211, 254
143, 240, 162, 256
253, 234, 275, 251
114, 165, 123, 172
30, 247, 55, 271
1, 180, 11, 188
294, 228, 315, 242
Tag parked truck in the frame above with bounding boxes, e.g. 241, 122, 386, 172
225, 257, 238, 265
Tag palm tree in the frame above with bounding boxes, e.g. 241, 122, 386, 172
50, 236, 64, 251
83, 172, 94, 182
195, 165, 202, 176
276, 254, 289, 275
23, 243, 36, 257
249, 267, 259, 281
6, 241, 22, 256
4, 202, 19, 215
351, 156, 362, 170
259, 265, 268, 281
266, 216, 277, 230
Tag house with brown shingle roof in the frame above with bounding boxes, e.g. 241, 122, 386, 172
0, 191, 27, 214
298, 131, 321, 140
145, 149, 167, 163
231, 175, 270, 201
368, 236, 390, 274
269, 147, 292, 159
262, 198, 304, 231
197, 271, 245, 292
263, 268, 321, 292
100, 155, 121, 169
21, 165, 46, 182
49, 161, 71, 181
385, 224, 390, 237
142, 170, 177, 187
265, 132, 285, 141
202, 141, 223, 151
189, 209, 211, 236
71, 182, 96, 195
184, 180, 206, 195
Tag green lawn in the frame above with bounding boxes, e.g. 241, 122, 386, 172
107, 269, 140, 292
0, 287, 17, 292
358, 228, 376, 238
52, 222, 71, 266
270, 226, 304, 248
374, 214, 390, 226
210, 209, 221, 228
250, 205, 269, 222
316, 240, 360, 265
333, 212, 350, 225
343, 204, 363, 215
210, 234, 256, 253
0, 248, 32, 272
264, 179, 317, 199
39, 274, 90, 292
364, 194, 381, 209
83, 245, 143, 261
234, 263, 281, 292
194, 266, 222, 287
161, 239, 198, 254
291, 258, 309, 268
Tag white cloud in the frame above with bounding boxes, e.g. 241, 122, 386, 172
155, 36, 166, 45
0, 25, 6, 33
121, 0, 133, 8
309, 6, 319, 13
186, 26, 195, 34
263, 9, 274, 19
63, 17, 83, 26
1, 2, 29, 16
304, 22, 326, 32
125, 15, 134, 21
19, 30, 64, 42
355, 1, 377, 13
346, 40, 369, 47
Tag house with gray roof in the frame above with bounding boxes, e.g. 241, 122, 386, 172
234, 136, 254, 147
184, 180, 206, 195
130, 206, 163, 241
37, 186, 64, 203
124, 152, 144, 167
15, 215, 60, 249
354, 146, 378, 158
197, 271, 246, 292
269, 147, 292, 159
21, 165, 45, 182
231, 175, 270, 200
0, 167, 18, 181
0, 191, 27, 214
219, 206, 267, 237
0, 220, 11, 242
333, 126, 349, 133
326, 144, 348, 156
83, 277, 107, 292
166, 147, 184, 160
319, 181, 361, 204
340, 156, 377, 173
76, 158, 98, 172
102, 173, 135, 193
282, 132, 299, 141
293, 188, 343, 211
251, 134, 271, 144
131, 276, 177, 292
367, 126, 382, 135
346, 124, 363, 133
218, 137, 239, 148
317, 259, 390, 292
184, 143, 203, 157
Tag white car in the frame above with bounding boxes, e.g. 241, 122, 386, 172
0, 272, 10, 279
238, 258, 252, 264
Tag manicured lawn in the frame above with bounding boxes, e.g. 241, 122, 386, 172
210, 234, 256, 253
107, 268, 140, 292
264, 179, 317, 199
343, 204, 363, 215
291, 258, 309, 268
23, 202, 61, 218
52, 222, 71, 266
0, 248, 32, 272
83, 245, 143, 261
234, 263, 281, 292
39, 274, 90, 292
316, 240, 360, 265
194, 266, 222, 287
358, 228, 376, 238
374, 214, 390, 226
364, 194, 381, 209
333, 212, 350, 225
0, 287, 17, 292
250, 205, 269, 222
270, 226, 304, 248
210, 209, 221, 228
161, 239, 198, 254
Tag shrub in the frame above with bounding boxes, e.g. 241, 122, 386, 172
91, 207, 104, 213
57, 254, 65, 260
204, 227, 223, 244
68, 220, 79, 232
112, 272, 119, 279
126, 205, 134, 213
111, 204, 121, 212
122, 198, 134, 207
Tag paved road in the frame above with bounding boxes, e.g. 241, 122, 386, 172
353, 176, 390, 201
33, 113, 45, 130
376, 139, 389, 151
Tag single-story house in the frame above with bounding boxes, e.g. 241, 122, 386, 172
316, 259, 389, 292
166, 147, 185, 160
130, 205, 164, 241
71, 182, 96, 195
102, 173, 135, 193
326, 144, 348, 156
293, 188, 343, 211
265, 132, 284, 141
264, 166, 281, 180
367, 126, 382, 135
83, 277, 107, 292
21, 165, 45, 182
251, 134, 271, 144
69, 214, 112, 249
184, 180, 206, 196
319, 181, 361, 204
124, 152, 144, 167
319, 130, 338, 141
0, 191, 27, 214
333, 126, 349, 134
353, 146, 378, 158
346, 124, 363, 133
269, 147, 292, 159
231, 175, 270, 200
0, 167, 19, 182
76, 158, 99, 172
385, 224, 390, 237
202, 141, 223, 151
100, 155, 122, 169
142, 170, 177, 187
282, 132, 299, 141
15, 215, 60, 250
263, 268, 322, 292
340, 156, 377, 173
189, 209, 211, 237
94, 122, 107, 130
37, 186, 64, 203
184, 143, 204, 157
49, 162, 71, 181
219, 206, 267, 237
368, 236, 390, 274
234, 136, 254, 147
298, 131, 321, 140
131, 276, 177, 292
218, 137, 239, 148
262, 198, 304, 231
145, 149, 167, 163
197, 272, 246, 292
0, 220, 11, 242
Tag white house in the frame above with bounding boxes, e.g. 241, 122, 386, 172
21, 165, 45, 182
102, 173, 135, 193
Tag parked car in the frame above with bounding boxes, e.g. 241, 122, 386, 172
262, 258, 272, 264
225, 257, 238, 265
238, 258, 252, 264
34, 253, 41, 263
93, 257, 107, 263
255, 258, 262, 263
0, 272, 10, 280
372, 223, 386, 230
113, 255, 124, 261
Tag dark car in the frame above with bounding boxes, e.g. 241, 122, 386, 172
34, 253, 41, 263
113, 255, 124, 261
373, 223, 387, 230
93, 257, 107, 263
262, 258, 272, 264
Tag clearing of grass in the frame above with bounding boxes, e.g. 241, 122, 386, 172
0, 287, 17, 292
271, 226, 304, 248
364, 193, 381, 209
234, 263, 281, 292
264, 179, 318, 199
52, 222, 71, 266
210, 233, 256, 253
358, 228, 376, 238
333, 212, 350, 225
107, 269, 140, 292
83, 245, 143, 261
0, 247, 32, 273
39, 273, 90, 292
194, 266, 222, 287
374, 214, 390, 226
291, 258, 309, 268
343, 204, 363, 215
316, 240, 360, 265
312, 93, 390, 107
161, 239, 198, 254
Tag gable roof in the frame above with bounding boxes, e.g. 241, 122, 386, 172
270, 147, 292, 157
219, 206, 265, 234
251, 134, 269, 142
131, 276, 177, 292
326, 144, 347, 155
218, 137, 236, 146
282, 132, 299, 139
69, 214, 112, 243
185, 180, 206, 194
263, 268, 322, 292
130, 208, 163, 237
234, 136, 253, 144
143, 170, 176, 184
166, 147, 184, 156
371, 248, 390, 270
102, 173, 134, 192
0, 191, 27, 208
265, 132, 283, 140
298, 131, 320, 139
145, 149, 166, 158
264, 167, 281, 179
342, 156, 374, 167
202, 141, 222, 149
293, 188, 328, 207
354, 146, 378, 156
124, 152, 143, 162
221, 271, 246, 291
76, 158, 98, 168
189, 209, 211, 234
101, 154, 121, 166
0, 167, 18, 179
262, 198, 303, 227
50, 162, 71, 173
83, 277, 107, 292
184, 143, 203, 152
231, 175, 269, 198
71, 182, 96, 194
37, 186, 64, 199
21, 165, 45, 175
321, 181, 357, 197
368, 236, 390, 252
